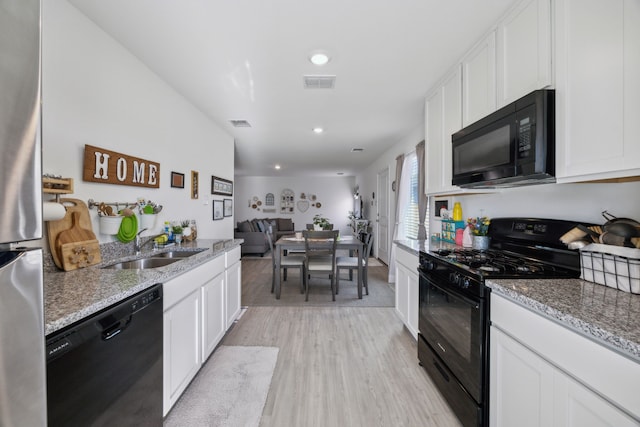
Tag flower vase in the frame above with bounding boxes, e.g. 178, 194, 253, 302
314, 224, 322, 231
472, 235, 490, 250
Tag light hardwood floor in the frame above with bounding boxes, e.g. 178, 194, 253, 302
219, 259, 462, 427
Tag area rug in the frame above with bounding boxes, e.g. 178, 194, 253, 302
164, 345, 279, 427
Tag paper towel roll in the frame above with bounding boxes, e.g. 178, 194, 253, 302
43, 202, 66, 221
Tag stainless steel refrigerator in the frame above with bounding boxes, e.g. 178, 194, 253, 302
0, 0, 46, 426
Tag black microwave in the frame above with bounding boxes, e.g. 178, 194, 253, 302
451, 89, 555, 188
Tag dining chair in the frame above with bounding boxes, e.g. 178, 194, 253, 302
302, 230, 339, 301
266, 229, 305, 295
336, 231, 374, 296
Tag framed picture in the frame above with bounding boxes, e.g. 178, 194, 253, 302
191, 171, 199, 199
213, 199, 224, 220
171, 172, 185, 188
223, 198, 233, 217
211, 176, 233, 196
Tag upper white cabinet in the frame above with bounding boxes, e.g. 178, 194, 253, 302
426, 65, 463, 195
462, 31, 496, 127
555, 0, 640, 182
496, 0, 552, 107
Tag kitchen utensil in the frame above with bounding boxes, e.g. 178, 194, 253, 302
560, 227, 587, 244
117, 214, 138, 243
59, 241, 101, 271
601, 210, 640, 228
55, 211, 101, 270
56, 212, 96, 247
576, 224, 600, 243
46, 198, 95, 269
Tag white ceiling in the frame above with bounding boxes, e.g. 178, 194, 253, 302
68, 0, 515, 177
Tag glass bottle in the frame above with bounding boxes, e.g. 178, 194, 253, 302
452, 202, 463, 221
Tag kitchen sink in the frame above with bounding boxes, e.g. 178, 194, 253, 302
103, 257, 181, 270
154, 250, 204, 258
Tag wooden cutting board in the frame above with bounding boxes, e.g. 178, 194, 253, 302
59, 240, 101, 271
46, 198, 97, 269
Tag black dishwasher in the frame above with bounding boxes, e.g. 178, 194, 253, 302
46, 283, 163, 427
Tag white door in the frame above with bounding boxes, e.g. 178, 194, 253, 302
377, 168, 389, 264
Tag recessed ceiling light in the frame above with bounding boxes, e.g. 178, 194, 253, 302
309, 52, 330, 66
275, 164, 281, 170
313, 127, 324, 134
337, 172, 344, 175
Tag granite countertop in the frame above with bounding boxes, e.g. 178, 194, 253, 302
487, 278, 640, 363
44, 238, 243, 336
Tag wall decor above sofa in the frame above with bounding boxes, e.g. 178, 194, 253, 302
280, 188, 294, 214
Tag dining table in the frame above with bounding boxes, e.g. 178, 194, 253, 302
274, 234, 366, 299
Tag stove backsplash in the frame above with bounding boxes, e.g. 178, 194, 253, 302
432, 181, 640, 230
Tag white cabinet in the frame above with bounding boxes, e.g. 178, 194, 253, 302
202, 272, 225, 361
462, 31, 496, 127
225, 246, 242, 329
555, 0, 640, 182
162, 251, 230, 415
394, 245, 418, 339
426, 65, 463, 195
490, 294, 640, 426
163, 288, 201, 414
496, 0, 552, 107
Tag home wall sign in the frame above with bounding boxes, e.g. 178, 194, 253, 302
83, 144, 160, 188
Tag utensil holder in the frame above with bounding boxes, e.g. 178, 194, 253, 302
99, 216, 122, 235
139, 213, 157, 230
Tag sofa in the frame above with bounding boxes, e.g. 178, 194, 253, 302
234, 218, 296, 256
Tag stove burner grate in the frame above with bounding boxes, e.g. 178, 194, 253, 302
434, 248, 564, 277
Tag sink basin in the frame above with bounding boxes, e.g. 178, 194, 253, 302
103, 257, 181, 270
154, 250, 203, 259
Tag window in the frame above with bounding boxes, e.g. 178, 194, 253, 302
402, 152, 420, 239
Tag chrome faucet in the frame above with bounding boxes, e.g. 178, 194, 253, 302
134, 228, 149, 255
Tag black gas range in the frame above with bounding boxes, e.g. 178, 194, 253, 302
417, 218, 585, 427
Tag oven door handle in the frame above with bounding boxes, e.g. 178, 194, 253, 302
420, 271, 481, 309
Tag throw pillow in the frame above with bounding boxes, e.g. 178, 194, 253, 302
278, 218, 293, 231
256, 220, 265, 232
238, 220, 252, 233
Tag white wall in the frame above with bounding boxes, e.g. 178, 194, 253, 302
42, 0, 235, 243
234, 176, 356, 234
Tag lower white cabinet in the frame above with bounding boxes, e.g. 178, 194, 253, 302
394, 245, 418, 339
202, 272, 225, 361
163, 288, 201, 414
163, 248, 241, 415
225, 246, 242, 329
490, 294, 640, 426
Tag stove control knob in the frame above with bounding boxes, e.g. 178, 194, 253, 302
460, 277, 471, 289
423, 260, 436, 271
449, 272, 458, 284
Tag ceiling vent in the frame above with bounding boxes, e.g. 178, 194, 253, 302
351, 148, 365, 152
303, 75, 336, 89
229, 120, 252, 128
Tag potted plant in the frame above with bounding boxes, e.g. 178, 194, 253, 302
172, 225, 184, 244
313, 214, 330, 231
466, 216, 491, 250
